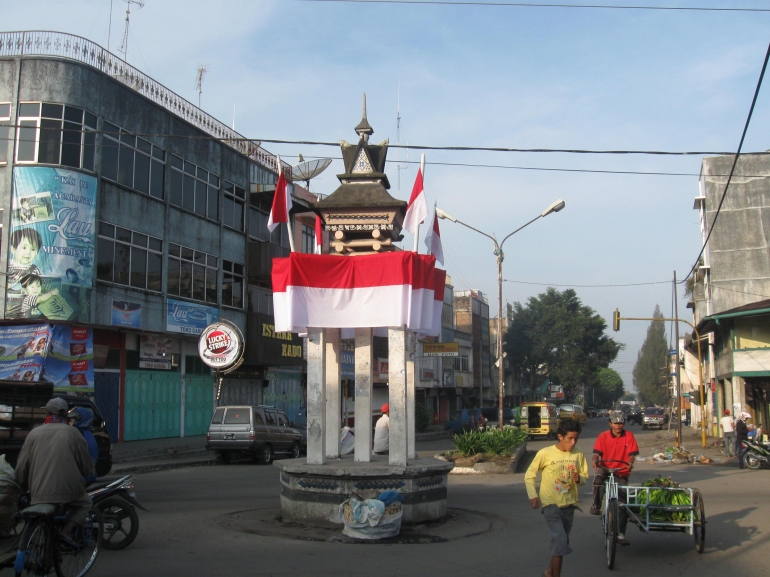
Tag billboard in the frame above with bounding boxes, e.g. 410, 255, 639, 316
7, 167, 96, 322
166, 298, 219, 335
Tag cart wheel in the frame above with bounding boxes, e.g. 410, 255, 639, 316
606, 498, 618, 569
693, 489, 706, 553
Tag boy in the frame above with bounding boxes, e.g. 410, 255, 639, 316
8, 228, 43, 290
525, 418, 588, 577
19, 274, 58, 318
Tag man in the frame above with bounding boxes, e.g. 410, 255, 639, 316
67, 407, 99, 485
525, 418, 588, 577
720, 409, 735, 458
736, 412, 751, 469
590, 410, 639, 546
15, 398, 95, 544
373, 403, 389, 454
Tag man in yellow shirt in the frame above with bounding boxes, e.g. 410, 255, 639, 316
525, 418, 588, 577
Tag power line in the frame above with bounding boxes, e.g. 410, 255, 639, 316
684, 40, 770, 283
294, 0, 770, 13
504, 279, 670, 287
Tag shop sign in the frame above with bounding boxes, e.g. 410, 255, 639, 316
421, 368, 436, 380
245, 313, 305, 367
139, 335, 172, 370
112, 300, 141, 328
198, 320, 244, 371
424, 342, 459, 357
166, 298, 219, 334
377, 358, 389, 379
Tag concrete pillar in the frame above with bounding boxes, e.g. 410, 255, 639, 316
406, 331, 416, 459
354, 328, 373, 462
388, 327, 408, 466
306, 330, 326, 465
325, 328, 341, 458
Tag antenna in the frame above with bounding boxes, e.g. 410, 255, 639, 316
395, 84, 410, 196
195, 64, 208, 108
292, 154, 333, 192
118, 0, 145, 59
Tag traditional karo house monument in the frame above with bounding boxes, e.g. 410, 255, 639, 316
272, 96, 452, 525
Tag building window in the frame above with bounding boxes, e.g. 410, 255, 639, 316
249, 195, 290, 247
301, 224, 315, 254
169, 155, 219, 220
453, 354, 470, 373
222, 260, 244, 309
222, 181, 245, 231
101, 122, 165, 199
15, 102, 97, 171
167, 243, 218, 304
0, 103, 10, 164
97, 221, 162, 291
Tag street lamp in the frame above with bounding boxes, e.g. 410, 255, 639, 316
437, 199, 566, 429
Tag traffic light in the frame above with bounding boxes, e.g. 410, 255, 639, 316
613, 309, 620, 332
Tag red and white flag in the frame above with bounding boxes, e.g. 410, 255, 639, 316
424, 207, 444, 265
272, 252, 445, 335
314, 215, 323, 254
402, 167, 428, 235
267, 167, 292, 233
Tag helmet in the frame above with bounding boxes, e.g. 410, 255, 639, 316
67, 407, 94, 430
609, 411, 626, 424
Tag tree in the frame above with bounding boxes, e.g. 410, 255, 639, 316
504, 288, 624, 400
632, 305, 669, 407
594, 367, 625, 407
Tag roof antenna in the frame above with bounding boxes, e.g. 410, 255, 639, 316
195, 64, 208, 108
117, 0, 144, 60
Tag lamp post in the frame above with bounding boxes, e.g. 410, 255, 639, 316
437, 199, 566, 429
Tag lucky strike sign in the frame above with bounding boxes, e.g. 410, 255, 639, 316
198, 321, 243, 370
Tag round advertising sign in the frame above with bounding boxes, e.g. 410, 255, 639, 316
198, 320, 244, 371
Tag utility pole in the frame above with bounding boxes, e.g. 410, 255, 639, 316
673, 271, 683, 447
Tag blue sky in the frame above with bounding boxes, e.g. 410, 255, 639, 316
7, 1, 770, 391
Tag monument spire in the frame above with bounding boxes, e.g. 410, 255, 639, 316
354, 93, 374, 142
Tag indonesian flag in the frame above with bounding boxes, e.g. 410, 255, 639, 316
402, 167, 428, 235
267, 168, 291, 233
314, 215, 323, 254
424, 207, 444, 265
272, 252, 445, 336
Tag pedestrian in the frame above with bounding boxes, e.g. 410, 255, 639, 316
469, 412, 477, 431
477, 412, 488, 430
736, 412, 751, 469
590, 410, 639, 546
720, 410, 736, 457
525, 418, 588, 577
373, 403, 389, 455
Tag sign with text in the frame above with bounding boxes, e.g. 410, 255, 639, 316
244, 312, 304, 367
166, 298, 219, 334
111, 300, 141, 328
139, 335, 172, 370
424, 342, 459, 357
198, 321, 244, 371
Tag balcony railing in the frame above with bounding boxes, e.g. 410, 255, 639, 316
0, 30, 291, 175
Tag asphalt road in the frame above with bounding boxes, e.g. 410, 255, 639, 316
89, 419, 769, 577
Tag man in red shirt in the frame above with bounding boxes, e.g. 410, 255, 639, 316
590, 410, 639, 545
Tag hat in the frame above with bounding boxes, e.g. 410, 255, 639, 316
67, 407, 93, 430
45, 398, 68, 416
740, 412, 752, 420
381, 403, 389, 414
724, 409, 731, 415
609, 410, 626, 424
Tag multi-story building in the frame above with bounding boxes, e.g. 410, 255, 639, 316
0, 31, 310, 442
454, 289, 491, 406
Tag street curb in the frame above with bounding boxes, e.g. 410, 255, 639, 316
415, 431, 451, 442
111, 457, 216, 475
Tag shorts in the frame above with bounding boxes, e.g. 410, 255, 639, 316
542, 504, 576, 557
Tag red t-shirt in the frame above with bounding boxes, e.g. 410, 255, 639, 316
593, 429, 639, 478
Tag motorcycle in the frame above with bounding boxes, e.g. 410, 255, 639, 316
740, 438, 770, 470
87, 475, 148, 550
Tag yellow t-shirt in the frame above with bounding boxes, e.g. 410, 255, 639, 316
525, 445, 589, 508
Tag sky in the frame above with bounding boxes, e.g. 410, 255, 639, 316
6, 0, 770, 392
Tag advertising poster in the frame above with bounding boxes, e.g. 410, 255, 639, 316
0, 324, 51, 381
139, 335, 172, 370
112, 300, 141, 328
7, 167, 96, 322
166, 298, 219, 335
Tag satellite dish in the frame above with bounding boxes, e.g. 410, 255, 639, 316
292, 154, 332, 189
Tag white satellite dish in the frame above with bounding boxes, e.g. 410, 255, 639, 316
292, 154, 332, 189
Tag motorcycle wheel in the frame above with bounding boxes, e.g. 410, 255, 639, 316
98, 497, 139, 551
745, 453, 762, 470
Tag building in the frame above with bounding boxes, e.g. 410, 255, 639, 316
454, 289, 492, 406
0, 31, 309, 442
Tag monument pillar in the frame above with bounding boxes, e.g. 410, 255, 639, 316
306, 330, 326, 465
354, 328, 373, 461
325, 328, 341, 458
406, 330, 417, 459
389, 327, 408, 466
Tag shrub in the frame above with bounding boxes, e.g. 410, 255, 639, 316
453, 426, 527, 457
415, 403, 431, 433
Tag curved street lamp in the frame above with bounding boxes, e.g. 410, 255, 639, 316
437, 199, 566, 429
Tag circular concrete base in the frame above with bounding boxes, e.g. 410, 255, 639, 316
274, 456, 454, 525
217, 507, 504, 544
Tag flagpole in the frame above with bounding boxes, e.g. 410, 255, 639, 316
413, 153, 425, 253
278, 155, 296, 253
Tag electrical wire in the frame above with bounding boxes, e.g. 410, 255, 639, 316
503, 279, 670, 287
294, 0, 770, 13
683, 40, 770, 284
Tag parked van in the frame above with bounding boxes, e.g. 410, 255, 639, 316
206, 405, 303, 464
520, 402, 559, 439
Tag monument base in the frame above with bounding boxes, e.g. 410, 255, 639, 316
273, 455, 454, 525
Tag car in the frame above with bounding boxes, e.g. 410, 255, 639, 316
642, 407, 668, 430
444, 409, 482, 434
626, 409, 643, 425
291, 406, 308, 450
585, 407, 598, 418
520, 402, 559, 439
206, 405, 304, 464
480, 407, 518, 428
55, 393, 113, 477
558, 404, 587, 425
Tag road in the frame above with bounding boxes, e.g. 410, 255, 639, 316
89, 419, 769, 577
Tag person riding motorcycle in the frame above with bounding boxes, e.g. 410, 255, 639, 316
15, 398, 95, 545
67, 407, 99, 484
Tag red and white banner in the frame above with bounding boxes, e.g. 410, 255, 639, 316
314, 215, 323, 254
272, 252, 445, 336
424, 207, 444, 265
402, 167, 428, 235
267, 169, 291, 233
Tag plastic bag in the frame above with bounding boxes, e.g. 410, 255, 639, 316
340, 427, 355, 456
0, 456, 19, 536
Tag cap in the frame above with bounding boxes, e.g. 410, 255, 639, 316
381, 403, 389, 414
609, 410, 626, 424
724, 409, 731, 415
67, 407, 93, 429
45, 398, 69, 416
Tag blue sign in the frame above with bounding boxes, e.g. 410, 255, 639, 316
341, 350, 355, 378
166, 298, 219, 335
112, 300, 141, 328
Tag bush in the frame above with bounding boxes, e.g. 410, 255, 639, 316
453, 426, 527, 457
415, 403, 431, 433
